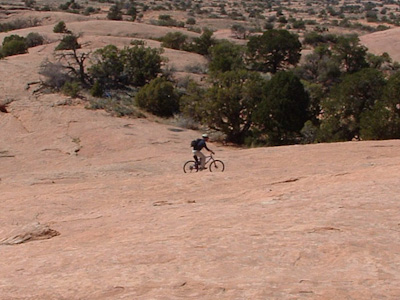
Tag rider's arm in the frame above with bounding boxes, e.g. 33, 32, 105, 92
204, 144, 215, 154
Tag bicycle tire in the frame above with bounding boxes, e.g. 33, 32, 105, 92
183, 160, 198, 173
209, 160, 225, 172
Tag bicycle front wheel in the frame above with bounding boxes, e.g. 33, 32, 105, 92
209, 160, 225, 172
183, 160, 198, 173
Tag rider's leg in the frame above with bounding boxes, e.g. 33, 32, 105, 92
192, 150, 201, 169
192, 150, 199, 165
196, 151, 206, 169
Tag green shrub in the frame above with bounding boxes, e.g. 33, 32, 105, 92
186, 17, 196, 25
160, 32, 188, 50
254, 71, 309, 145
25, 32, 44, 47
152, 15, 185, 27
53, 21, 69, 33
55, 34, 81, 51
136, 77, 179, 117
24, 0, 36, 8
84, 7, 96, 16
61, 81, 81, 98
127, 6, 137, 21
264, 22, 274, 30
360, 71, 400, 140
2, 35, 26, 46
90, 81, 104, 97
107, 4, 123, 20
1, 40, 28, 57
89, 44, 163, 88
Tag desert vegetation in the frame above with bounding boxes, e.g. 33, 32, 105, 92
0, 32, 45, 58
2, 0, 400, 146
4, 2, 400, 300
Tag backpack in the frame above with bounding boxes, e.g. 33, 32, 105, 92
190, 138, 201, 148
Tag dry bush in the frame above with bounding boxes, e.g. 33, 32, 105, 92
173, 114, 200, 130
39, 59, 71, 89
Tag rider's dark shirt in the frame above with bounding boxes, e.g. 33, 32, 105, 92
194, 139, 210, 151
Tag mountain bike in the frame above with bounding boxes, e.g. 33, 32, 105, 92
183, 154, 225, 173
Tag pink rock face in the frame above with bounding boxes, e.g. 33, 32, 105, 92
1, 12, 400, 299
2, 94, 400, 299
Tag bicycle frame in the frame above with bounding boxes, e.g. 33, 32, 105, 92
204, 155, 214, 166
184, 154, 224, 173
194, 154, 214, 167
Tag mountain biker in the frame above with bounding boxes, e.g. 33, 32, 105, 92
192, 133, 214, 170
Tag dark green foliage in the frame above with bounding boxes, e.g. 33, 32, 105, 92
127, 6, 137, 21
160, 32, 188, 50
24, 0, 36, 8
120, 45, 163, 86
278, 16, 287, 23
53, 21, 69, 33
179, 79, 206, 121
61, 81, 81, 98
254, 71, 310, 145
1, 35, 28, 57
2, 35, 26, 46
130, 40, 145, 46
292, 19, 306, 29
247, 29, 301, 73
107, 4, 123, 20
301, 120, 318, 144
333, 34, 368, 73
366, 52, 392, 70
264, 22, 274, 30
90, 80, 104, 97
88, 44, 163, 88
366, 10, 378, 22
303, 32, 338, 47
319, 68, 386, 141
55, 34, 81, 51
187, 28, 216, 56
89, 45, 124, 88
301, 81, 326, 126
209, 40, 245, 73
231, 24, 248, 39
159, 15, 172, 21
154, 15, 184, 27
1, 40, 28, 57
25, 32, 44, 47
136, 77, 179, 117
360, 71, 400, 140
360, 101, 400, 140
186, 17, 196, 25
84, 7, 96, 16
59, 0, 81, 10
295, 52, 341, 86
201, 70, 265, 144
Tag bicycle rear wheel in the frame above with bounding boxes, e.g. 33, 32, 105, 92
209, 160, 225, 172
183, 160, 198, 173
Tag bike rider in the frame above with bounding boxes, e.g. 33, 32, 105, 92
192, 133, 214, 170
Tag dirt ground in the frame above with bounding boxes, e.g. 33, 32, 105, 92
1, 13, 400, 300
